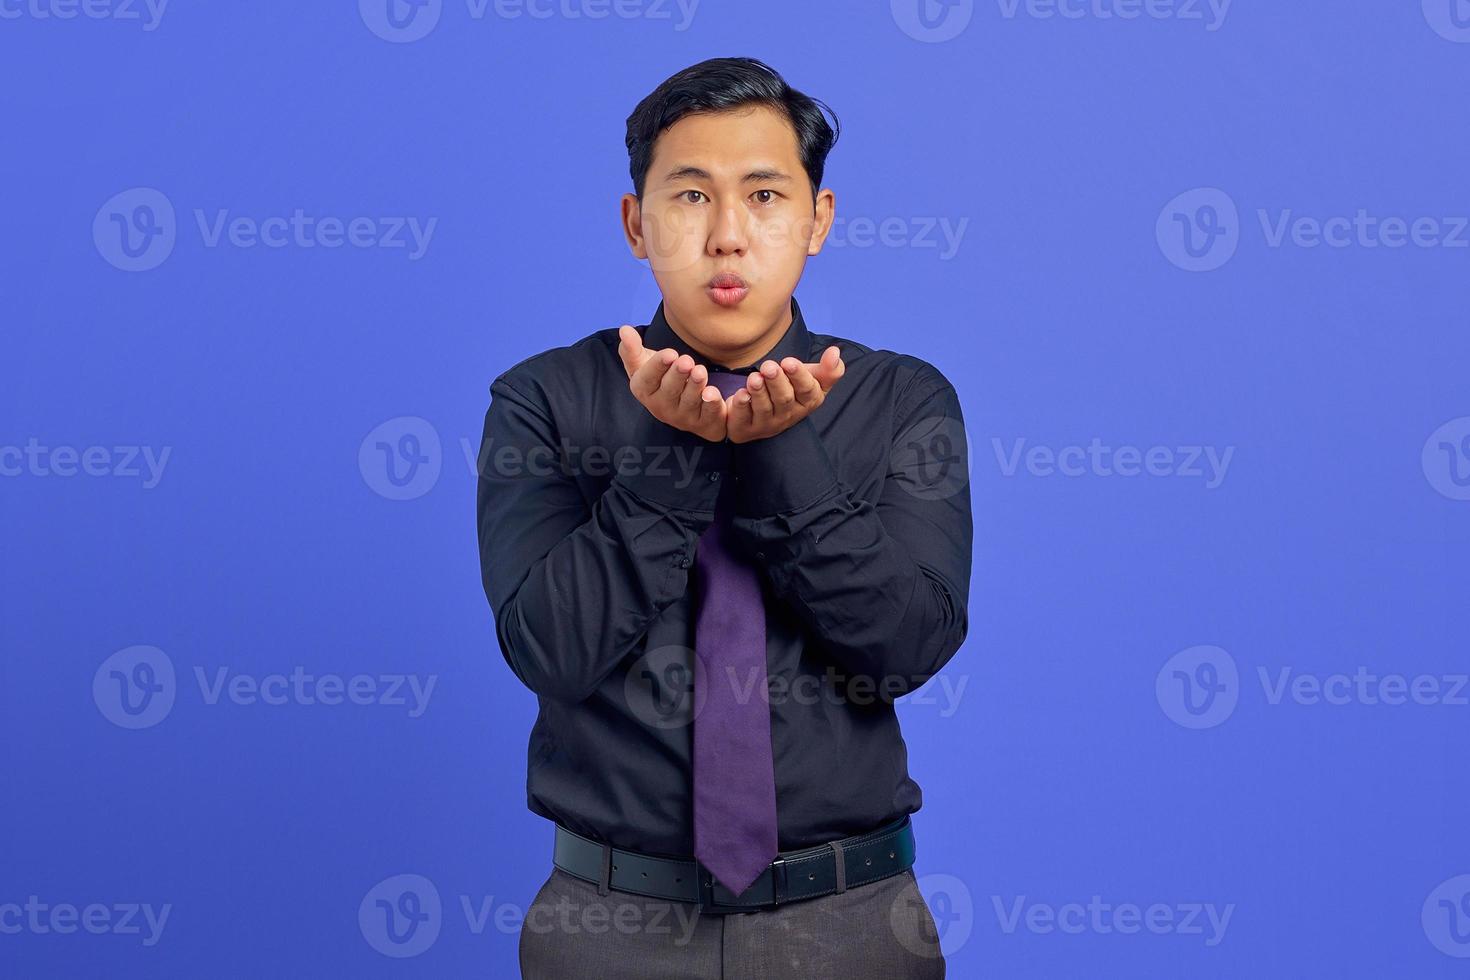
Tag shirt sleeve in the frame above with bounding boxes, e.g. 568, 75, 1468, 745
476, 373, 730, 702
727, 364, 973, 698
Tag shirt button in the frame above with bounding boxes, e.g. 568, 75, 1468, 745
755, 551, 766, 561
679, 557, 691, 568
709, 472, 720, 482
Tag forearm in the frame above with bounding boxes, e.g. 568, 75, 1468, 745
478, 379, 729, 702
728, 381, 972, 695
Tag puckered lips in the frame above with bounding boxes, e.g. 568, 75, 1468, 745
706, 271, 749, 307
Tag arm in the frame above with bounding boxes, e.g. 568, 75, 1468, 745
728, 364, 972, 697
476, 374, 729, 702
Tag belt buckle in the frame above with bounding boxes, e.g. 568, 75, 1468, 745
695, 858, 786, 914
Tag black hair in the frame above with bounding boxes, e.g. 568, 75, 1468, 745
625, 56, 840, 206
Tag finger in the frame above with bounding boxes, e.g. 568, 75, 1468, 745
727, 385, 755, 433
698, 382, 728, 430
654, 353, 697, 409
745, 368, 774, 419
809, 345, 845, 392
761, 359, 796, 413
676, 361, 709, 416
782, 356, 824, 408
630, 346, 678, 399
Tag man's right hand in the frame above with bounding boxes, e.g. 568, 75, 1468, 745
618, 325, 728, 442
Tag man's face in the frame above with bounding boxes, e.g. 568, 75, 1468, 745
622, 104, 834, 365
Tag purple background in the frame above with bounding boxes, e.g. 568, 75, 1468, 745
3, 1, 1469, 976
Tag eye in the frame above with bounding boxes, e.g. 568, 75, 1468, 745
681, 190, 706, 204
753, 190, 778, 206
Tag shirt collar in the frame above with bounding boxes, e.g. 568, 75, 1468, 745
643, 295, 811, 375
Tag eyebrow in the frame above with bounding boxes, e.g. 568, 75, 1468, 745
661, 166, 794, 185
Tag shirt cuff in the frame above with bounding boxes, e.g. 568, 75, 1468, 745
611, 412, 730, 512
731, 415, 840, 517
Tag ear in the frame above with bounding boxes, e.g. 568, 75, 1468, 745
621, 193, 648, 260
806, 188, 836, 256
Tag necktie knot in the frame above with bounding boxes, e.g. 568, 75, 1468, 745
707, 369, 747, 400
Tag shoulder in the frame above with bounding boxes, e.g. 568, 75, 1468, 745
811, 330, 958, 408
488, 325, 622, 405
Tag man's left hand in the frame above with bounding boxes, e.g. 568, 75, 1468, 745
726, 346, 845, 444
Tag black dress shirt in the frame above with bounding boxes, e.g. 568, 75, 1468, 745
476, 295, 972, 857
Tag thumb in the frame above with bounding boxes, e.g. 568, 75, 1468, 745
617, 325, 644, 377
810, 345, 845, 391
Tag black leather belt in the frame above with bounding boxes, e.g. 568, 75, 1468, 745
551, 815, 916, 914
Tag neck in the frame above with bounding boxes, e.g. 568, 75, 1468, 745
665, 302, 794, 372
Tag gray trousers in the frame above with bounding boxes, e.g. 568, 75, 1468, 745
518, 866, 946, 979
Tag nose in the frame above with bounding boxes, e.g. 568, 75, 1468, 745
708, 205, 748, 257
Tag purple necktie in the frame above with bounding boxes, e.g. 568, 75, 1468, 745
691, 369, 779, 897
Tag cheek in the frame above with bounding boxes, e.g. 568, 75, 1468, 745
753, 209, 818, 255
643, 209, 706, 272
